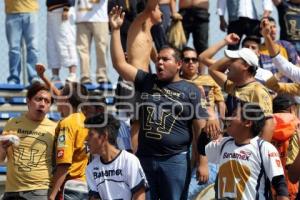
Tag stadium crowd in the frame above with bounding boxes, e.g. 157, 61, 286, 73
1, 0, 300, 200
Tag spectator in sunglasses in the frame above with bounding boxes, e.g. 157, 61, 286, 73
180, 47, 226, 193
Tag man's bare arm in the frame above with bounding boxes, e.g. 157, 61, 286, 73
261, 19, 280, 57
133, 187, 146, 200
208, 57, 231, 88
170, 0, 182, 20
49, 164, 70, 200
217, 101, 226, 119
36, 64, 61, 97
0, 142, 10, 163
150, 46, 157, 63
199, 33, 239, 67
192, 119, 207, 182
110, 6, 138, 82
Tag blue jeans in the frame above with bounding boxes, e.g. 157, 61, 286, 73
139, 153, 191, 200
5, 13, 38, 84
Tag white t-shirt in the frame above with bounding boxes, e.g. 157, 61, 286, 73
76, 0, 108, 22
205, 136, 284, 200
86, 150, 148, 200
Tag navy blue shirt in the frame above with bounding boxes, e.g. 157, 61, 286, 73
134, 70, 208, 156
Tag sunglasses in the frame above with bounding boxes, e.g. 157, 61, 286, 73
183, 57, 198, 63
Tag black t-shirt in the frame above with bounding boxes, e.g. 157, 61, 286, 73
277, 1, 300, 42
134, 70, 208, 156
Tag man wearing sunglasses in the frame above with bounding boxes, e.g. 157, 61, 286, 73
181, 47, 225, 186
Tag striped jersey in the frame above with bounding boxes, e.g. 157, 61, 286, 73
206, 136, 284, 200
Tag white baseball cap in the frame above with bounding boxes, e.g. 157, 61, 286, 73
224, 48, 259, 69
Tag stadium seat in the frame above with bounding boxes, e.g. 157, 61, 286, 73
105, 97, 115, 105
83, 83, 98, 91
0, 112, 22, 120
47, 112, 61, 121
98, 82, 114, 91
8, 97, 26, 105
0, 166, 6, 175
0, 84, 25, 91
0, 97, 5, 105
54, 82, 63, 90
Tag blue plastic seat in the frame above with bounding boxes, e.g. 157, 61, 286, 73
0, 97, 5, 105
47, 112, 61, 121
83, 83, 98, 91
0, 84, 25, 91
9, 97, 26, 105
105, 97, 115, 105
0, 166, 6, 174
54, 82, 63, 90
98, 82, 114, 91
0, 112, 22, 120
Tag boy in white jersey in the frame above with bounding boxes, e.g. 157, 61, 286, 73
84, 113, 148, 200
206, 102, 289, 200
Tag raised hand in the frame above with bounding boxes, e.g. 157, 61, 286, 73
220, 16, 228, 32
171, 12, 183, 21
260, 18, 271, 37
35, 64, 46, 78
224, 33, 240, 45
109, 6, 125, 30
62, 10, 69, 21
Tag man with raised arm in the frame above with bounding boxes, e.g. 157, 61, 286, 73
208, 47, 274, 141
126, 0, 162, 71
110, 6, 208, 200
116, 1, 162, 153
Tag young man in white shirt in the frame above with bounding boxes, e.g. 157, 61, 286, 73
85, 113, 148, 200
206, 101, 289, 200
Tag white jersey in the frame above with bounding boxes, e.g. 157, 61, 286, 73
205, 136, 284, 200
86, 150, 148, 200
76, 0, 108, 22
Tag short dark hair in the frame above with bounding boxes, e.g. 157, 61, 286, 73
84, 113, 120, 146
86, 91, 106, 110
181, 46, 197, 58
241, 36, 261, 47
60, 82, 88, 109
160, 45, 182, 62
247, 65, 257, 76
273, 95, 296, 113
262, 16, 276, 23
238, 59, 257, 76
233, 101, 266, 137
27, 82, 53, 104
